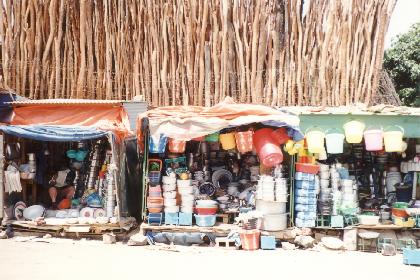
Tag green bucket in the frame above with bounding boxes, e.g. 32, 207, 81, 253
205, 132, 220, 142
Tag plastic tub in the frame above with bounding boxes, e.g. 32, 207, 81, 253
195, 207, 218, 215
305, 128, 325, 154
325, 132, 345, 154
384, 126, 404, 152
343, 120, 365, 144
164, 198, 177, 206
235, 131, 254, 153
256, 200, 286, 214
194, 214, 216, 227
357, 215, 379, 225
162, 191, 177, 199
295, 163, 320, 174
364, 129, 383, 151
240, 230, 260, 250
262, 214, 288, 231
220, 133, 236, 150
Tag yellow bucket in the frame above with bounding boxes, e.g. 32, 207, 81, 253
306, 128, 325, 154
343, 120, 365, 143
219, 132, 236, 150
384, 126, 404, 152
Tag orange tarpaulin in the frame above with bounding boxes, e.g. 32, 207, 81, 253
137, 97, 301, 144
11, 105, 132, 140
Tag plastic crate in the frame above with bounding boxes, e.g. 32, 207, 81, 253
331, 215, 344, 228
178, 212, 193, 226
164, 212, 179, 225
261, 236, 276, 250
403, 249, 420, 265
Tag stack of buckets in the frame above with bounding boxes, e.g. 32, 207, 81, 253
294, 171, 318, 227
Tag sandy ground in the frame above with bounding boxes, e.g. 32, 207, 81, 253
0, 238, 419, 280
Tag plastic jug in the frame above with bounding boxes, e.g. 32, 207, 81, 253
305, 128, 325, 154
384, 126, 404, 152
364, 128, 383, 151
325, 129, 345, 154
219, 132, 236, 150
343, 120, 365, 143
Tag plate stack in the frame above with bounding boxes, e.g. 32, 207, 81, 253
162, 175, 178, 213
178, 179, 194, 213
294, 172, 318, 227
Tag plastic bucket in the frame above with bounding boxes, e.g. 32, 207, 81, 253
325, 131, 344, 154
240, 230, 260, 250
364, 128, 383, 151
305, 128, 325, 154
168, 139, 186, 153
219, 133, 236, 150
343, 120, 365, 143
149, 134, 168, 153
235, 131, 254, 153
253, 128, 283, 167
384, 126, 404, 152
205, 133, 219, 142
271, 127, 291, 145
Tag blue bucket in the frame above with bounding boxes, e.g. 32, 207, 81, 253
194, 214, 216, 227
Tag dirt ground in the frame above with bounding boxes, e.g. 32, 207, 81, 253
0, 238, 419, 280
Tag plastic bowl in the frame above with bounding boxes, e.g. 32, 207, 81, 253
196, 200, 218, 207
194, 214, 216, 227
195, 207, 218, 215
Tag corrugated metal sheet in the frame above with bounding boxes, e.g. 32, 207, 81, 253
123, 101, 148, 132
8, 99, 123, 106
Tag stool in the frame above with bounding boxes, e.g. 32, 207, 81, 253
316, 215, 331, 227
357, 236, 378, 252
148, 213, 163, 225
21, 179, 37, 205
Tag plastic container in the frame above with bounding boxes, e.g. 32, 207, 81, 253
205, 133, 219, 142
260, 236, 276, 250
194, 214, 216, 227
306, 128, 325, 154
262, 214, 288, 231
271, 127, 291, 145
168, 139, 186, 153
384, 126, 404, 152
295, 163, 319, 174
357, 215, 379, 225
149, 134, 168, 153
219, 133, 236, 150
235, 131, 254, 153
240, 230, 260, 250
343, 120, 365, 144
364, 128, 383, 151
325, 131, 345, 154
148, 159, 162, 185
253, 128, 284, 167
256, 200, 286, 214
195, 207, 218, 215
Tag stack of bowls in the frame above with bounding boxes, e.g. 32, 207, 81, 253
195, 200, 218, 215
260, 175, 275, 201
386, 172, 402, 193
330, 168, 340, 190
147, 185, 164, 213
318, 165, 332, 215
177, 179, 194, 213
340, 179, 358, 208
274, 178, 288, 202
162, 176, 178, 213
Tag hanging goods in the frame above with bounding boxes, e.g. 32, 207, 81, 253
384, 126, 404, 152
305, 127, 325, 154
325, 129, 345, 154
149, 134, 168, 153
343, 120, 365, 144
205, 132, 219, 142
364, 127, 383, 151
271, 127, 291, 145
168, 139, 186, 153
235, 131, 254, 153
219, 133, 236, 150
253, 128, 283, 167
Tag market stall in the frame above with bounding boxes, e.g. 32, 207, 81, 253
281, 105, 420, 241
0, 100, 136, 235
137, 98, 304, 247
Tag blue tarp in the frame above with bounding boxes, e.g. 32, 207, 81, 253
0, 125, 108, 142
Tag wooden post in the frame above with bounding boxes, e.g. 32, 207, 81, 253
0, 134, 4, 220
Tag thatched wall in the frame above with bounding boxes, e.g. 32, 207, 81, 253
0, 0, 396, 106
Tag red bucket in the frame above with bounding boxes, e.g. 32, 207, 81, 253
235, 131, 254, 153
168, 139, 186, 153
240, 229, 260, 250
271, 127, 291, 145
253, 128, 283, 167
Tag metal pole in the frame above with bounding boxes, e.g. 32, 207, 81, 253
0, 134, 4, 220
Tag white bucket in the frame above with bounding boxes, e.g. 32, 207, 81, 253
262, 213, 288, 231
325, 133, 345, 154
